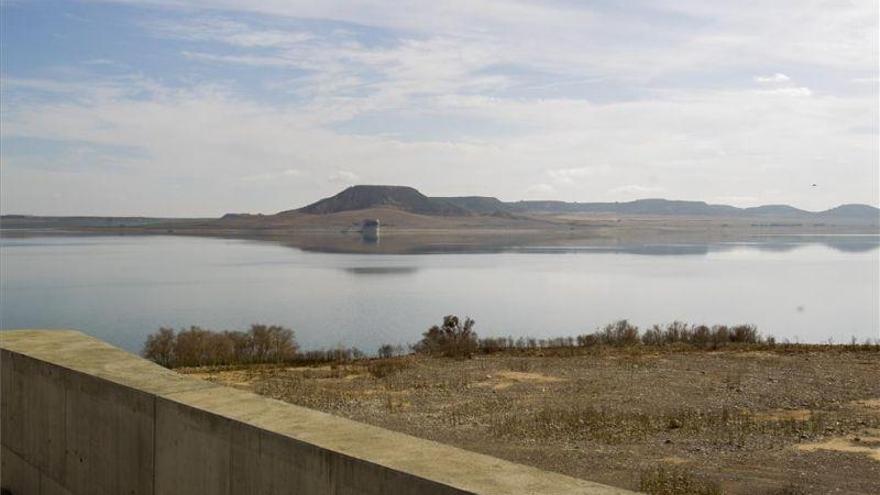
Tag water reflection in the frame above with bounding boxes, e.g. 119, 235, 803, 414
1, 235, 877, 353
514, 237, 880, 256
344, 266, 418, 276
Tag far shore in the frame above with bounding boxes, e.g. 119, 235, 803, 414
3, 211, 879, 254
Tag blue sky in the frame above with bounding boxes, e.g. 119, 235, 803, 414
1, 0, 877, 216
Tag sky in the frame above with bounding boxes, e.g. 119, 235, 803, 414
0, 0, 877, 216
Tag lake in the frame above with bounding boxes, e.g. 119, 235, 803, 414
1, 235, 878, 354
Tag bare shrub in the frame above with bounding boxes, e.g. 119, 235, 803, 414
598, 320, 640, 346
636, 322, 762, 348
478, 336, 513, 354
377, 343, 405, 359
576, 333, 600, 347
641, 324, 664, 346
142, 327, 176, 367
142, 324, 298, 367
298, 347, 363, 364
249, 324, 298, 362
691, 324, 711, 345
730, 324, 760, 344
663, 321, 690, 344
414, 315, 479, 358
174, 326, 216, 367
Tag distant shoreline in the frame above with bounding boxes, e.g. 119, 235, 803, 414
2, 213, 879, 254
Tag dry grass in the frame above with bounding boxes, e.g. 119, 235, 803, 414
366, 358, 413, 378
183, 348, 880, 494
639, 467, 723, 495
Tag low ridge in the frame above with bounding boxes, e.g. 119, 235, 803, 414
435, 196, 512, 215
281, 185, 879, 223
743, 205, 809, 217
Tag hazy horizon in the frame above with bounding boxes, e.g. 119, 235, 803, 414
2, 1, 878, 217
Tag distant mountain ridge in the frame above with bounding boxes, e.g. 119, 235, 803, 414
507, 198, 743, 216
431, 196, 511, 215
289, 185, 879, 222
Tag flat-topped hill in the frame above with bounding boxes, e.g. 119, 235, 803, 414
290, 185, 470, 216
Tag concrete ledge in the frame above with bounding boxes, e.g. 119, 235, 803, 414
1, 330, 636, 494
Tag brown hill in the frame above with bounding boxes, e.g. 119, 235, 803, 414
289, 185, 469, 216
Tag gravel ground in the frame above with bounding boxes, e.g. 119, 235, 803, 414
182, 348, 880, 494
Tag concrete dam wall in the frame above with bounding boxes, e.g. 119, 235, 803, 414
0, 330, 634, 494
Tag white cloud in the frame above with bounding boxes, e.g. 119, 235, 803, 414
109, 0, 879, 77
714, 195, 761, 206
240, 168, 302, 182
608, 184, 665, 197
851, 77, 878, 84
759, 87, 812, 97
525, 183, 556, 197
547, 167, 601, 185
328, 170, 359, 184
2, 73, 876, 214
83, 58, 117, 66
147, 17, 313, 47
754, 73, 791, 83
181, 51, 296, 68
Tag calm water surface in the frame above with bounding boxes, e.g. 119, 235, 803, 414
1, 235, 878, 353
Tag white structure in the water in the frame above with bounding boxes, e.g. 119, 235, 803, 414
361, 219, 380, 242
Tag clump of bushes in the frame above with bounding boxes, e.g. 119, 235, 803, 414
465, 320, 765, 356
377, 343, 406, 359
413, 315, 479, 358
639, 322, 761, 348
478, 336, 575, 353
572, 320, 763, 350
298, 347, 364, 364
596, 319, 641, 346
146, 315, 865, 368
142, 324, 298, 368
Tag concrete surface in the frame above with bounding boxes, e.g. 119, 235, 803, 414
1, 330, 637, 494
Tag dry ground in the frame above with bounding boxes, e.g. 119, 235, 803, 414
182, 348, 880, 494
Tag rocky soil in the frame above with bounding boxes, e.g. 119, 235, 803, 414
182, 348, 880, 494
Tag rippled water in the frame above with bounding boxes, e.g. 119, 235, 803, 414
1, 235, 877, 353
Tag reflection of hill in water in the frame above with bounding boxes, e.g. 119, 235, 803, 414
516, 236, 880, 256
815, 238, 880, 253
517, 245, 712, 256
746, 236, 880, 254
344, 266, 419, 275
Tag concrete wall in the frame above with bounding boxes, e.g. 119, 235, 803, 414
1, 330, 634, 495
